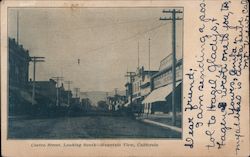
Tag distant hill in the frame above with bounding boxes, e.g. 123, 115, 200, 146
80, 90, 125, 106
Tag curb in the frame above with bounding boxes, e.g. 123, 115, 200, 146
141, 119, 182, 133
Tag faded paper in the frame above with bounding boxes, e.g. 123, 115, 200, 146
1, 0, 249, 157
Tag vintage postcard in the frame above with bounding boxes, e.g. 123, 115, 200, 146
0, 0, 249, 157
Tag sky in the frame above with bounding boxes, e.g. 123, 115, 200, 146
8, 7, 183, 92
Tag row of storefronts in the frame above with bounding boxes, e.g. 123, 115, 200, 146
124, 54, 183, 115
8, 38, 77, 116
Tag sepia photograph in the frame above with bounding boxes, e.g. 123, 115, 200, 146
1, 0, 249, 157
7, 7, 183, 139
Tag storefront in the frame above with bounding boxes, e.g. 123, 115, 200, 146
142, 81, 182, 114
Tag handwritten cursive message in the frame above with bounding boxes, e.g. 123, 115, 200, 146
184, 0, 249, 155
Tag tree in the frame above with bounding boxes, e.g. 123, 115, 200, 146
82, 98, 92, 111
97, 100, 108, 111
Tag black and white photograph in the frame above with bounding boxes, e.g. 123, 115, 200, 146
1, 0, 249, 157
7, 7, 183, 139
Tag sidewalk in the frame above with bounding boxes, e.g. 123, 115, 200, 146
8, 115, 30, 120
138, 113, 182, 133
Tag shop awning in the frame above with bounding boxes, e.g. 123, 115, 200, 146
142, 81, 182, 104
20, 90, 37, 104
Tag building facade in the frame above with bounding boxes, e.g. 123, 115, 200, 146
124, 66, 158, 113
8, 38, 31, 115
33, 79, 57, 106
143, 54, 183, 114
8, 38, 30, 88
60, 84, 73, 107
107, 94, 126, 111
152, 55, 182, 89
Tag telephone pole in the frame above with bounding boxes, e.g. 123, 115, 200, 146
148, 38, 151, 71
64, 81, 73, 106
51, 76, 64, 107
160, 9, 183, 126
114, 88, 118, 95
137, 41, 140, 69
16, 10, 19, 44
125, 72, 136, 110
30, 56, 45, 105
74, 88, 80, 98
106, 92, 108, 103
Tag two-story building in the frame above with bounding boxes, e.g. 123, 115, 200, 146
142, 54, 183, 115
59, 83, 73, 107
124, 66, 158, 113
8, 38, 31, 115
9, 38, 30, 88
32, 79, 57, 106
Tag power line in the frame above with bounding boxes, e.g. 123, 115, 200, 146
47, 22, 168, 68
46, 22, 167, 88
49, 17, 160, 33
80, 22, 168, 55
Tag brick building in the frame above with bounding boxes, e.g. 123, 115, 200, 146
8, 38, 31, 115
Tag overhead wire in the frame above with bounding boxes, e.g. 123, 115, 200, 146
49, 17, 162, 33
80, 22, 169, 55
51, 20, 169, 65
51, 19, 170, 78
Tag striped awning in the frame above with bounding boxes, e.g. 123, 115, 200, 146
142, 81, 182, 104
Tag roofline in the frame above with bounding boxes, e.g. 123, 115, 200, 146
152, 59, 183, 79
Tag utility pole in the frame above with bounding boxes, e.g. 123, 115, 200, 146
137, 41, 140, 69
125, 72, 136, 110
74, 88, 80, 98
64, 81, 73, 106
30, 56, 45, 105
160, 9, 183, 126
114, 88, 118, 95
148, 38, 151, 71
106, 92, 108, 103
51, 76, 64, 107
16, 10, 19, 44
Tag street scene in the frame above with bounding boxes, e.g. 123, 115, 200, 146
8, 8, 183, 138
9, 116, 181, 138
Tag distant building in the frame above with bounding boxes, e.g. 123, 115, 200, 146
60, 84, 73, 107
125, 82, 132, 103
142, 54, 183, 114
71, 97, 81, 105
124, 66, 158, 113
140, 68, 158, 99
32, 79, 57, 106
107, 94, 126, 111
